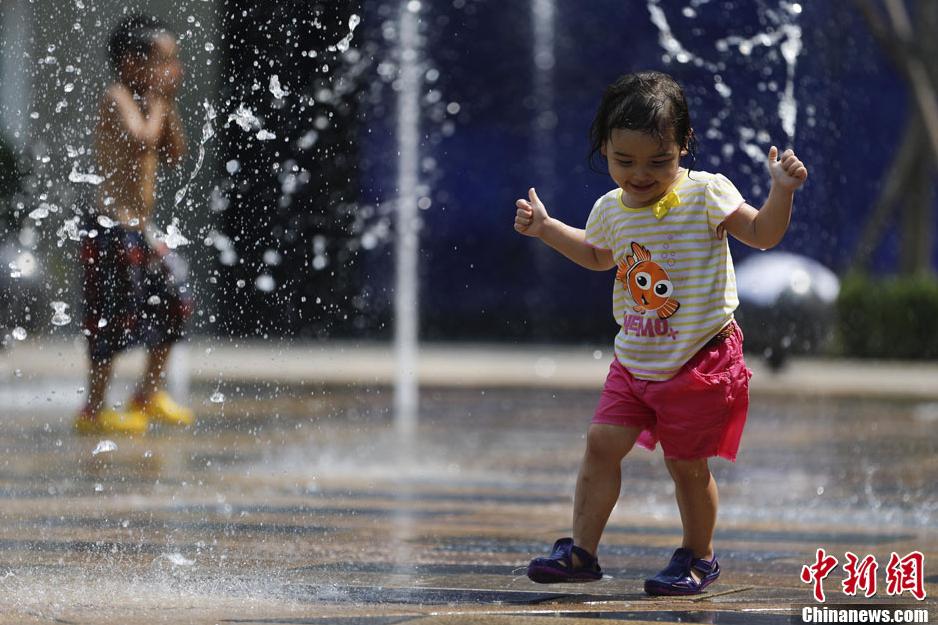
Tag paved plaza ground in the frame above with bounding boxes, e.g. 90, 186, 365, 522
0, 340, 936, 624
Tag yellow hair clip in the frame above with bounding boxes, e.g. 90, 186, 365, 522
652, 190, 680, 220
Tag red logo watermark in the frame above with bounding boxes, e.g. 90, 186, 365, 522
801, 549, 927, 603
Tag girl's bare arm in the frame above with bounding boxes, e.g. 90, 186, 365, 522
722, 146, 808, 250
515, 187, 615, 271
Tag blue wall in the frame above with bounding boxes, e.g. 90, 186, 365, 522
361, 1, 924, 341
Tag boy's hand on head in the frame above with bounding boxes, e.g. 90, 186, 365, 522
514, 187, 549, 238
767, 145, 808, 192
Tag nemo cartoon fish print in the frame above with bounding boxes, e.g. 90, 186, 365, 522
616, 241, 680, 320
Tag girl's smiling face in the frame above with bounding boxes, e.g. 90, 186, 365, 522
602, 128, 685, 207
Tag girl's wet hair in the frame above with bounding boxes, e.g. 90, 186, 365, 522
107, 14, 173, 73
589, 71, 696, 170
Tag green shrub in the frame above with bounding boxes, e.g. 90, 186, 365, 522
837, 274, 938, 359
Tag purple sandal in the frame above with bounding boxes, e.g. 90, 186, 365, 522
644, 548, 721, 596
527, 537, 603, 583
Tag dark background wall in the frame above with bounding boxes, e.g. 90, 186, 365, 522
355, 1, 916, 343
2, 1, 920, 344
214, 0, 369, 339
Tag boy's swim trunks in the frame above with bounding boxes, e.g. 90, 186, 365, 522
80, 221, 192, 361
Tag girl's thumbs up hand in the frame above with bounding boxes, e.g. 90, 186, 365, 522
767, 145, 808, 192
514, 187, 550, 237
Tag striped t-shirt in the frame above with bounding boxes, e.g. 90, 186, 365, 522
584, 169, 745, 381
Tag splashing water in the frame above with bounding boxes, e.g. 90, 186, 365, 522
714, 20, 803, 139
154, 218, 191, 250
646, 0, 804, 160
269, 74, 289, 99
55, 216, 81, 247
777, 22, 803, 139
159, 553, 195, 567
646, 1, 718, 71
395, 1, 422, 437
91, 440, 117, 456
255, 274, 276, 292
68, 163, 104, 185
173, 100, 217, 209
328, 14, 361, 53
227, 103, 260, 132
50, 301, 71, 326
28, 204, 53, 221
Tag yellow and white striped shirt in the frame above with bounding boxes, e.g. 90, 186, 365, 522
584, 170, 745, 381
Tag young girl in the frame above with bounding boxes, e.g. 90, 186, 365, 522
514, 71, 807, 595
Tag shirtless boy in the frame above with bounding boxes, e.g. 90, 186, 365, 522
75, 15, 193, 435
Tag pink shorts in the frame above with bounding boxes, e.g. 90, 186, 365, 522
592, 322, 752, 462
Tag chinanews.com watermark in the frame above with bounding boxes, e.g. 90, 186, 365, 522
795, 605, 929, 623
792, 549, 931, 624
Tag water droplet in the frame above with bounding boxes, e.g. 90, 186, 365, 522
534, 357, 557, 378
92, 440, 118, 455
269, 74, 289, 99
227, 103, 259, 132
69, 165, 104, 185
50, 301, 72, 326
210, 391, 225, 403
28, 206, 50, 221
162, 553, 195, 567
327, 14, 361, 53
255, 274, 275, 292
262, 249, 282, 266
155, 219, 190, 249
204, 42, 215, 52
12, 327, 27, 341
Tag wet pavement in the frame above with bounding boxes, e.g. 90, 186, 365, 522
1, 345, 937, 623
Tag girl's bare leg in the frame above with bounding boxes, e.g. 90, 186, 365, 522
664, 457, 718, 563
572, 424, 643, 560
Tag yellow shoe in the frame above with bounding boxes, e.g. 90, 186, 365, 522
132, 391, 194, 427
74, 409, 149, 436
